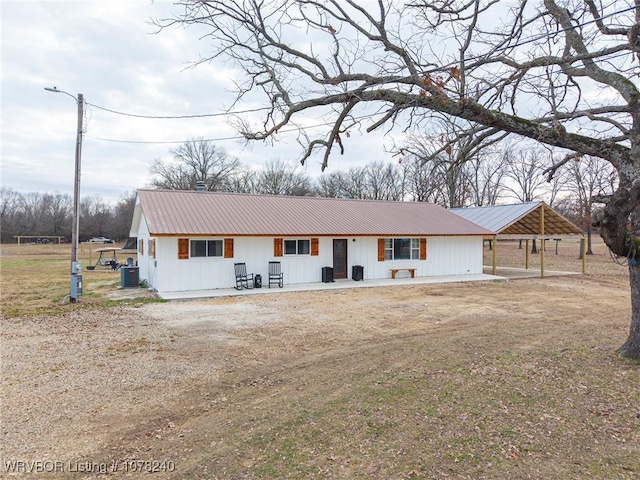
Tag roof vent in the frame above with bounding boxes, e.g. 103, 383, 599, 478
195, 180, 206, 192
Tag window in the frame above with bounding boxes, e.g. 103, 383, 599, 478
190, 239, 223, 258
284, 239, 311, 255
384, 238, 420, 260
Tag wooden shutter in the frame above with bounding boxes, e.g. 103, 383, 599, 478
378, 238, 385, 261
420, 238, 427, 260
151, 239, 156, 259
311, 238, 319, 256
178, 238, 189, 259
224, 238, 234, 258
138, 239, 144, 256
274, 238, 283, 257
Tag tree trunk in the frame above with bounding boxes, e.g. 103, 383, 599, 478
531, 239, 538, 254
594, 179, 640, 359
586, 226, 594, 255
618, 264, 640, 359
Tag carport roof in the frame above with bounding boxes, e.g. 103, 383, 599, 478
131, 189, 495, 237
450, 202, 584, 237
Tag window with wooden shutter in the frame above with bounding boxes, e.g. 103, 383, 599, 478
138, 239, 144, 256
311, 238, 319, 256
378, 238, 385, 261
420, 238, 427, 260
151, 239, 156, 259
224, 238, 234, 258
274, 238, 283, 257
178, 238, 189, 259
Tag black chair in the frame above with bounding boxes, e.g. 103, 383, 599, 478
234, 262, 254, 290
268, 261, 284, 288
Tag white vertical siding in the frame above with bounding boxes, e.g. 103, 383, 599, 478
352, 236, 483, 279
424, 236, 483, 276
139, 215, 485, 293
152, 237, 334, 292
136, 217, 154, 286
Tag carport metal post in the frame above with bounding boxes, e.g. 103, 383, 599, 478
492, 235, 497, 275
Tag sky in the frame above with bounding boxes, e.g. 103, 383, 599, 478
1, 0, 391, 203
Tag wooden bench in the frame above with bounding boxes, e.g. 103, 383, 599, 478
390, 268, 416, 279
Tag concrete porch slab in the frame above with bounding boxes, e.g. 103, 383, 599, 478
156, 272, 509, 301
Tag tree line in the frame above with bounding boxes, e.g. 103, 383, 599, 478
2, 138, 616, 245
0, 189, 137, 244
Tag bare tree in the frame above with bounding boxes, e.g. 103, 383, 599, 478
404, 117, 508, 207
160, 1, 640, 358
0, 187, 21, 242
79, 195, 112, 241
42, 193, 72, 238
256, 159, 314, 196
433, 155, 470, 208
149, 138, 241, 191
467, 154, 506, 207
341, 166, 369, 199
228, 167, 259, 194
110, 191, 137, 241
364, 160, 405, 200
387, 162, 408, 201
19, 193, 51, 236
564, 156, 619, 254
316, 170, 349, 198
402, 155, 441, 203
503, 147, 549, 203
546, 156, 568, 208
317, 160, 406, 200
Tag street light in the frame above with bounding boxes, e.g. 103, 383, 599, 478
45, 87, 84, 302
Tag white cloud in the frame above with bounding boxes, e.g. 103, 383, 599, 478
1, 0, 400, 203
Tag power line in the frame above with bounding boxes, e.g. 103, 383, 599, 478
88, 120, 346, 145
85, 102, 271, 119
89, 133, 246, 144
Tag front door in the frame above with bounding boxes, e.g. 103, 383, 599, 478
333, 239, 348, 279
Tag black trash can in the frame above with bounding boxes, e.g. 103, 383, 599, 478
352, 265, 364, 281
321, 266, 334, 283
254, 274, 262, 288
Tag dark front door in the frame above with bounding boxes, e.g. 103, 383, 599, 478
333, 239, 348, 279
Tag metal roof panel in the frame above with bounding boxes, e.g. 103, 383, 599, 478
451, 202, 584, 236
135, 190, 495, 237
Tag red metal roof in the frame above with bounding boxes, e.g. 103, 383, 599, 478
134, 189, 495, 237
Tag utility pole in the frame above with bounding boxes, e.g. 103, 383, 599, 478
45, 87, 84, 302
70, 93, 84, 302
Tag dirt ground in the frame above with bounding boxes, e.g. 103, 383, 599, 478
2, 242, 640, 479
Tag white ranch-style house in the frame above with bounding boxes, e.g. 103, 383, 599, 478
130, 190, 495, 297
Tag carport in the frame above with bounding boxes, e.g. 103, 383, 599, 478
451, 201, 586, 277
